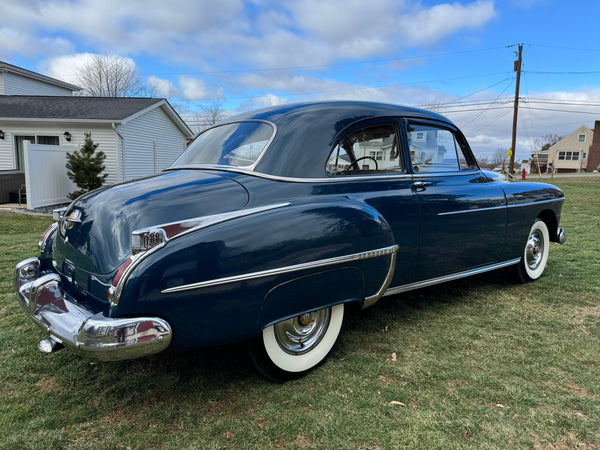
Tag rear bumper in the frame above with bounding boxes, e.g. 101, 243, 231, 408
14, 257, 172, 361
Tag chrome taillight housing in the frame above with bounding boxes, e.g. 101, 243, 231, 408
38, 222, 58, 252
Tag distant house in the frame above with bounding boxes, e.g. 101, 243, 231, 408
531, 125, 592, 173
0, 62, 193, 206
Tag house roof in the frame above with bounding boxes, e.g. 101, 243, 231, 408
0, 61, 81, 92
0, 95, 166, 120
0, 95, 193, 138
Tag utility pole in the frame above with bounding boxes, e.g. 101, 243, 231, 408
509, 44, 523, 174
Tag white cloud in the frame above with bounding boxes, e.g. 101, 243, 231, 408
147, 76, 178, 98
1, 0, 498, 73
40, 53, 139, 87
397, 1, 497, 46
238, 94, 289, 111
178, 76, 224, 101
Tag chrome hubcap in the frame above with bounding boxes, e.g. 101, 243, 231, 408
525, 229, 544, 270
273, 308, 331, 355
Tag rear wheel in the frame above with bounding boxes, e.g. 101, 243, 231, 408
248, 304, 345, 382
517, 219, 550, 282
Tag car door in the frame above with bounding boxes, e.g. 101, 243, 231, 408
404, 120, 508, 281
326, 120, 420, 288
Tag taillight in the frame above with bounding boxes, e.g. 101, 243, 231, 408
38, 223, 58, 252
108, 256, 134, 305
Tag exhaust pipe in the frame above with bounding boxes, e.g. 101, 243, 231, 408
38, 337, 64, 354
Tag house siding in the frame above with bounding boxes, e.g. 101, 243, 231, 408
546, 125, 592, 173
1, 72, 74, 96
118, 106, 187, 180
0, 122, 120, 185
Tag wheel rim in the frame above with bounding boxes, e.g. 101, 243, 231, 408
273, 308, 331, 355
525, 229, 545, 271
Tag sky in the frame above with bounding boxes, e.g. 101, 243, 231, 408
2, 0, 600, 162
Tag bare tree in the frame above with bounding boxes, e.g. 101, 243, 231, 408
534, 133, 563, 152
475, 155, 489, 167
75, 55, 146, 97
493, 148, 508, 166
190, 100, 225, 134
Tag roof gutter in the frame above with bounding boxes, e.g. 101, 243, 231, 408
112, 123, 126, 181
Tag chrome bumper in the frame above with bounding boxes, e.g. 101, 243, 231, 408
14, 257, 172, 361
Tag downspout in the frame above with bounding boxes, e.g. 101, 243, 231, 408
112, 123, 126, 181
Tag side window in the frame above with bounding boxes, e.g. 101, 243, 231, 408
327, 124, 403, 176
407, 123, 474, 173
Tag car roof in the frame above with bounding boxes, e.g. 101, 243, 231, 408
225, 101, 456, 178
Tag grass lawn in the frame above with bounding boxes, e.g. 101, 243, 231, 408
1, 178, 599, 449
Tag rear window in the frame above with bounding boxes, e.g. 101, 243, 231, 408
173, 122, 274, 168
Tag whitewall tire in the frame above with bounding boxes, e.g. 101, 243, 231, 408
248, 303, 345, 382
517, 219, 550, 282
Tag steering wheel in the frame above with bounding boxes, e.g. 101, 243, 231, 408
348, 156, 378, 171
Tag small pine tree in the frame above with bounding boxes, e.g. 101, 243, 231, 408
66, 132, 108, 200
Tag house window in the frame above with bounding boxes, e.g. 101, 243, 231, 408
583, 152, 587, 159
572, 152, 579, 161
36, 135, 59, 145
578, 134, 586, 143
13, 135, 60, 171
414, 131, 426, 142
369, 150, 383, 161
558, 152, 565, 160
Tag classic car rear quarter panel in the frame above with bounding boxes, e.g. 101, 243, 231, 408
111, 198, 396, 349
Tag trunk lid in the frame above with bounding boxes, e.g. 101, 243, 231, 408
52, 170, 248, 297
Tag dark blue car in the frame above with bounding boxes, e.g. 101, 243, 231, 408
15, 101, 565, 381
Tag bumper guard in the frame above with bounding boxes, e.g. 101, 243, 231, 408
14, 257, 172, 361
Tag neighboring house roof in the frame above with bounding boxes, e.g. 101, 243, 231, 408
0, 95, 193, 137
0, 60, 81, 92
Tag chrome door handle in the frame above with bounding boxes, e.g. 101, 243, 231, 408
412, 181, 430, 191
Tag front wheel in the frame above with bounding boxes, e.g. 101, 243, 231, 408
248, 304, 345, 382
517, 219, 550, 282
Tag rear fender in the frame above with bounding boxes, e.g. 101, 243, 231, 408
114, 198, 396, 349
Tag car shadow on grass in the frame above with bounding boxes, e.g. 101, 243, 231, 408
57, 268, 519, 403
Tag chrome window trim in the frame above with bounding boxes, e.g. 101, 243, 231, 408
110, 202, 291, 307
161, 244, 399, 294
165, 165, 415, 183
384, 258, 521, 297
165, 166, 488, 184
411, 170, 482, 179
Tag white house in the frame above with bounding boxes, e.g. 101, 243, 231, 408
0, 96, 192, 182
0, 60, 80, 96
0, 61, 193, 207
531, 125, 592, 174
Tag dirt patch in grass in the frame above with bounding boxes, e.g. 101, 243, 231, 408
581, 305, 600, 317
35, 376, 60, 394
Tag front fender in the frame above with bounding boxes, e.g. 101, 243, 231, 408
113, 198, 396, 350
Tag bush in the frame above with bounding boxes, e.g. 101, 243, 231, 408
65, 132, 108, 200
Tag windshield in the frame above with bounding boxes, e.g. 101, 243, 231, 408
173, 121, 274, 168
